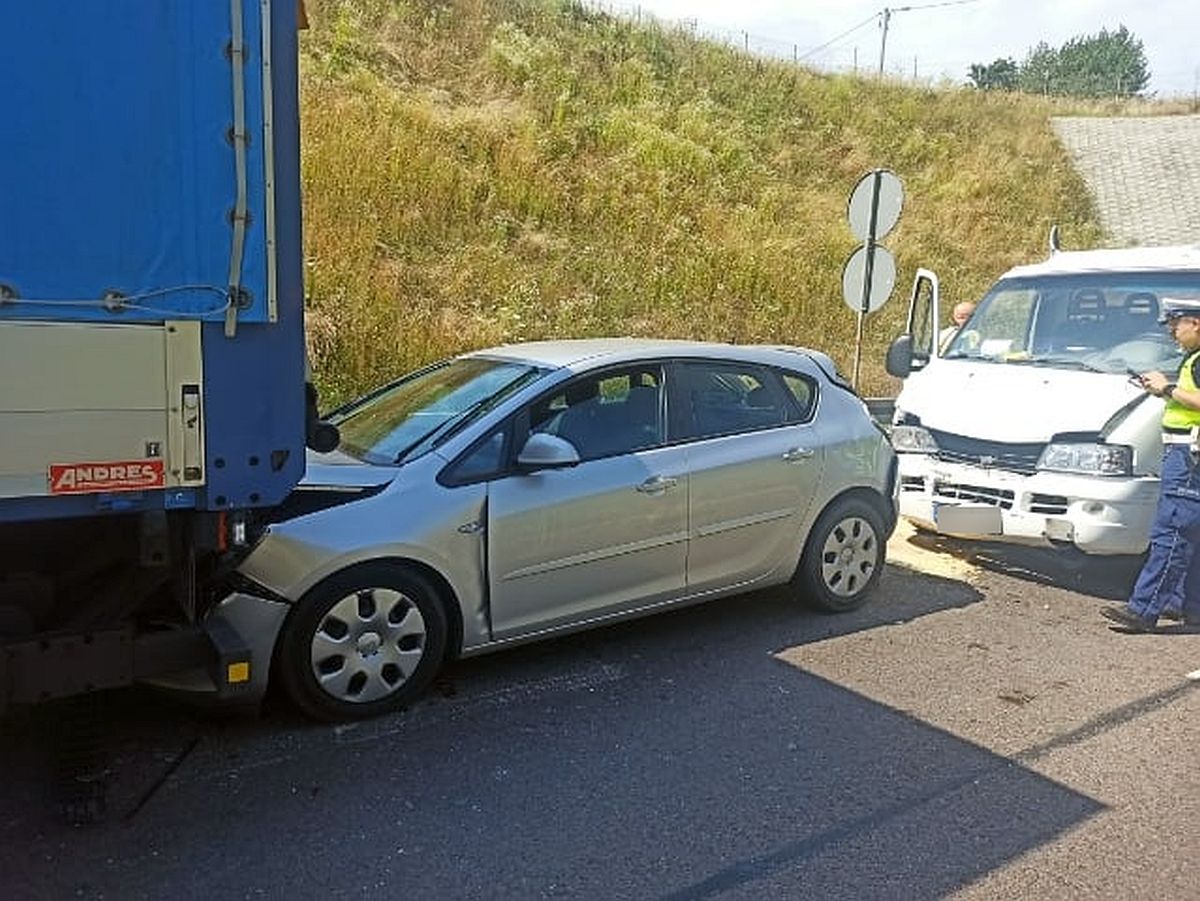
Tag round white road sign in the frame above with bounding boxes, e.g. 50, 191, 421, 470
841, 243, 897, 314
847, 169, 904, 242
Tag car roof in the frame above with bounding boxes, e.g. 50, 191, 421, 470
465, 338, 823, 371
1002, 244, 1200, 279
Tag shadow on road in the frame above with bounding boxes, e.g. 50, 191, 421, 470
903, 527, 1145, 601
1, 564, 1105, 899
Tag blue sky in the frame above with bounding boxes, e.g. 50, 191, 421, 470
614, 0, 1197, 97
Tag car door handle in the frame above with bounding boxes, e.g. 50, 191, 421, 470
782, 447, 815, 462
637, 475, 678, 494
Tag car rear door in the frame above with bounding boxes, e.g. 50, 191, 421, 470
485, 364, 689, 638
674, 360, 825, 593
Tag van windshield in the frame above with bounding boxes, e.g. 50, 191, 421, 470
943, 272, 1200, 374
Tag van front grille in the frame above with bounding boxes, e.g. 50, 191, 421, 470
933, 482, 1015, 509
929, 429, 1045, 475
1029, 493, 1069, 515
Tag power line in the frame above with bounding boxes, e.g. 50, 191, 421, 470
878, 0, 985, 77
586, 0, 991, 80
890, 0, 984, 11
795, 12, 881, 64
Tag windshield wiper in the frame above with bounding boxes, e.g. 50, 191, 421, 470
390, 395, 504, 464
1004, 355, 1108, 373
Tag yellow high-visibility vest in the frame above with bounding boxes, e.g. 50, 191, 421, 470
1162, 349, 1200, 430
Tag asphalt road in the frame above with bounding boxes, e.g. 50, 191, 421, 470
2, 526, 1198, 900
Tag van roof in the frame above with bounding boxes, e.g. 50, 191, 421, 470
1003, 244, 1200, 279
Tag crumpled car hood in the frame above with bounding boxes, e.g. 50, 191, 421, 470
300, 448, 402, 489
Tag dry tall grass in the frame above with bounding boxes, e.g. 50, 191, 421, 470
299, 0, 1111, 403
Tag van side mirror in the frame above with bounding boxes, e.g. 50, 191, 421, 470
885, 334, 914, 378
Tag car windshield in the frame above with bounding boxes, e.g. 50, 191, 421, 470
943, 272, 1200, 374
334, 358, 546, 464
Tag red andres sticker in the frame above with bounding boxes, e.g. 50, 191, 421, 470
48, 459, 166, 495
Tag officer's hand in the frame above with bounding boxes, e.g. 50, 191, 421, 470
1142, 370, 1170, 395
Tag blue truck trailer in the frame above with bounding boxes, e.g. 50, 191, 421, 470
0, 1, 327, 714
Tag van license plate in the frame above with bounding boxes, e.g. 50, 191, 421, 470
933, 503, 1002, 535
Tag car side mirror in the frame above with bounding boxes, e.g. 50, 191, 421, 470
304, 380, 342, 453
517, 433, 581, 471
885, 334, 914, 378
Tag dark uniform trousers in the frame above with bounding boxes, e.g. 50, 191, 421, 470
1127, 444, 1200, 620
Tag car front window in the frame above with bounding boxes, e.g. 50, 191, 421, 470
335, 358, 546, 464
532, 367, 665, 461
944, 273, 1200, 374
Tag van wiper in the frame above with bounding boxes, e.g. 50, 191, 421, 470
1005, 356, 1108, 373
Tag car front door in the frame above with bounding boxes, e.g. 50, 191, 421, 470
486, 364, 689, 638
675, 360, 825, 593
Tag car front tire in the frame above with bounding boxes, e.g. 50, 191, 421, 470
276, 562, 448, 722
796, 496, 886, 612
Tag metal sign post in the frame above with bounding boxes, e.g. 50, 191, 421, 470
842, 169, 904, 391
853, 172, 882, 389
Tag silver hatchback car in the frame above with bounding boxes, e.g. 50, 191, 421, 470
228, 340, 897, 721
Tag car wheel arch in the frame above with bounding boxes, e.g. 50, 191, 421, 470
329, 556, 464, 662
791, 487, 892, 611
790, 486, 893, 566
263, 545, 466, 645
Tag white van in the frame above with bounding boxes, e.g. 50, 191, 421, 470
884, 242, 1200, 556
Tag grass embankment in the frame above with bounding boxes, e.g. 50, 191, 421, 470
299, 0, 1102, 405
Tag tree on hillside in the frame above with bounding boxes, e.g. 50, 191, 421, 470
967, 57, 1018, 91
1016, 41, 1058, 95
1055, 26, 1149, 97
972, 26, 1150, 98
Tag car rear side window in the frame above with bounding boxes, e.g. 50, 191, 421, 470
781, 372, 818, 422
681, 362, 792, 439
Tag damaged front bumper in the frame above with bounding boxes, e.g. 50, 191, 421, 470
896, 454, 1158, 556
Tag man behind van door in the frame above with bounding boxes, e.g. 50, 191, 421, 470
1103, 297, 1200, 632
939, 301, 976, 351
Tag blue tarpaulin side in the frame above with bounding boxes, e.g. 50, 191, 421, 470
0, 0, 307, 521
0, 1, 270, 323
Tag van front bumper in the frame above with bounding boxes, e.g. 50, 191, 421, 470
896, 454, 1158, 556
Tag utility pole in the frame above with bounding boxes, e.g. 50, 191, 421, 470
878, 1, 981, 82
877, 7, 891, 78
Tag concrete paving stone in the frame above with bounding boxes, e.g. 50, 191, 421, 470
1052, 115, 1200, 247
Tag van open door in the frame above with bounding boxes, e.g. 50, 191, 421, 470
885, 268, 941, 379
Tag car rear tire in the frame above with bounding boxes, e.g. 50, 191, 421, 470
276, 562, 448, 722
796, 496, 886, 612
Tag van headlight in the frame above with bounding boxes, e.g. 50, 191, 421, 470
1037, 442, 1132, 476
890, 425, 939, 453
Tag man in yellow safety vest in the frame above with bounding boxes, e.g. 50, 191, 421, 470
1103, 296, 1200, 632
